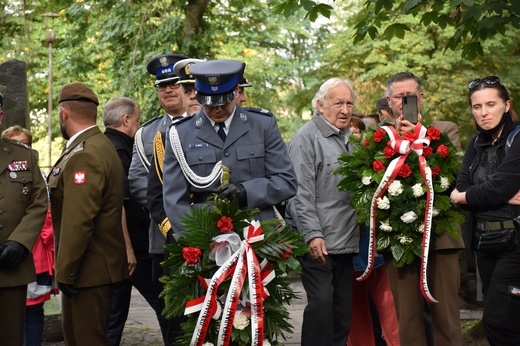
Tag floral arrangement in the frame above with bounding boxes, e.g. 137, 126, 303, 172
160, 198, 307, 346
335, 122, 464, 273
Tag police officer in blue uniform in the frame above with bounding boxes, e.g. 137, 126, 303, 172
128, 53, 188, 345
162, 59, 297, 236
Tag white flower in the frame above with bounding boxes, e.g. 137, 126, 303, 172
263, 340, 272, 346
398, 235, 413, 245
377, 196, 391, 210
400, 211, 418, 223
233, 312, 250, 330
379, 221, 393, 232
411, 183, 425, 197
432, 208, 439, 217
440, 176, 450, 189
388, 180, 404, 196
202, 343, 214, 346
361, 176, 372, 185
417, 224, 424, 233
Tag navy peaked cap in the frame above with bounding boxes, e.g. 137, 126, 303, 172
146, 53, 190, 85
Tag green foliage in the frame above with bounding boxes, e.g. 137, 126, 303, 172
160, 198, 307, 345
276, 0, 520, 59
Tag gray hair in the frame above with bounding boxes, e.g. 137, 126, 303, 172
386, 72, 422, 95
103, 97, 139, 127
312, 78, 355, 114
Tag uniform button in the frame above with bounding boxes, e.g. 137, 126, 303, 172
224, 152, 230, 157
250, 152, 254, 156
69, 273, 75, 278
198, 157, 203, 161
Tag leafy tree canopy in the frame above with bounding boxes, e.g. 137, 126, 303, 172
275, 0, 520, 58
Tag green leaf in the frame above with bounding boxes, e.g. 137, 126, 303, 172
383, 23, 410, 40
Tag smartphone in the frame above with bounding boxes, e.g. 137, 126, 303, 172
402, 95, 418, 124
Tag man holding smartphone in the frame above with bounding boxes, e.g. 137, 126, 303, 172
384, 72, 464, 345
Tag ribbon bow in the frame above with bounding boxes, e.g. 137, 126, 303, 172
186, 220, 275, 346
359, 123, 438, 304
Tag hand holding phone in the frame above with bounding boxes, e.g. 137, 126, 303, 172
402, 95, 418, 124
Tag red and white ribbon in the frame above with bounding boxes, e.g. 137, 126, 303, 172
188, 220, 274, 345
360, 123, 438, 303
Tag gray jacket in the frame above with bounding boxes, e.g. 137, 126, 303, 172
285, 114, 359, 254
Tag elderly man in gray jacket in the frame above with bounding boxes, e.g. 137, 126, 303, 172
285, 77, 360, 346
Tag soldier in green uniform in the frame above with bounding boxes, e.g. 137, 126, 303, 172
48, 82, 128, 345
0, 83, 48, 345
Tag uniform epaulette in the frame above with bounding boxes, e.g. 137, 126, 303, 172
244, 106, 274, 117
2, 137, 31, 150
140, 115, 163, 128
172, 115, 194, 126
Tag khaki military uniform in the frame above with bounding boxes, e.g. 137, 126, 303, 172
0, 138, 48, 345
48, 127, 128, 345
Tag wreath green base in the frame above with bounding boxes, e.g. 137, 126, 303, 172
160, 198, 308, 345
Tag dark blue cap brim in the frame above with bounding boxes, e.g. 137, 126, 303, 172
196, 90, 236, 106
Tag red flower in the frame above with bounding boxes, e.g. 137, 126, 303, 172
399, 163, 412, 178
431, 165, 441, 176
373, 129, 386, 142
427, 126, 441, 141
423, 146, 433, 157
436, 145, 449, 159
217, 216, 233, 233
383, 146, 395, 159
403, 131, 417, 141
373, 160, 386, 172
279, 244, 293, 260
362, 139, 370, 146
182, 246, 202, 264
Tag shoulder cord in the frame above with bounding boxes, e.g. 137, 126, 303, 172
169, 125, 223, 189
135, 128, 150, 172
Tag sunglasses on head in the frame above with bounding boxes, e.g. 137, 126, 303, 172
468, 76, 502, 90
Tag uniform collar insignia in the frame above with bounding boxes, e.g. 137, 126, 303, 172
240, 112, 247, 121
195, 117, 203, 128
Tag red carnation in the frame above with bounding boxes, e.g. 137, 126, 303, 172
373, 160, 386, 172
436, 145, 449, 159
217, 216, 233, 233
279, 244, 293, 260
182, 246, 202, 264
399, 163, 412, 178
362, 139, 370, 146
383, 146, 395, 159
373, 129, 386, 142
431, 165, 441, 176
403, 131, 417, 141
427, 127, 441, 141
423, 146, 433, 157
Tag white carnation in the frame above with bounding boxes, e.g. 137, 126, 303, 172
432, 208, 439, 217
361, 176, 372, 185
202, 343, 214, 346
411, 183, 425, 197
377, 196, 391, 210
417, 224, 424, 233
400, 211, 418, 223
263, 340, 272, 346
233, 313, 250, 330
388, 180, 404, 196
440, 176, 450, 189
398, 235, 413, 245
380, 221, 393, 232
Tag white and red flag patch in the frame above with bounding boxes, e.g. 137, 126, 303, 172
74, 171, 86, 184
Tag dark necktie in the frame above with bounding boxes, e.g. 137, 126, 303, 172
217, 122, 226, 142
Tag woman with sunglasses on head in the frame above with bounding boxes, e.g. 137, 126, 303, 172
450, 76, 520, 345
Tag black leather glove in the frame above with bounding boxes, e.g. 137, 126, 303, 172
0, 240, 28, 270
217, 184, 247, 205
58, 282, 78, 298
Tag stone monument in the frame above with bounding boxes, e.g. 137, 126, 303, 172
0, 60, 28, 131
